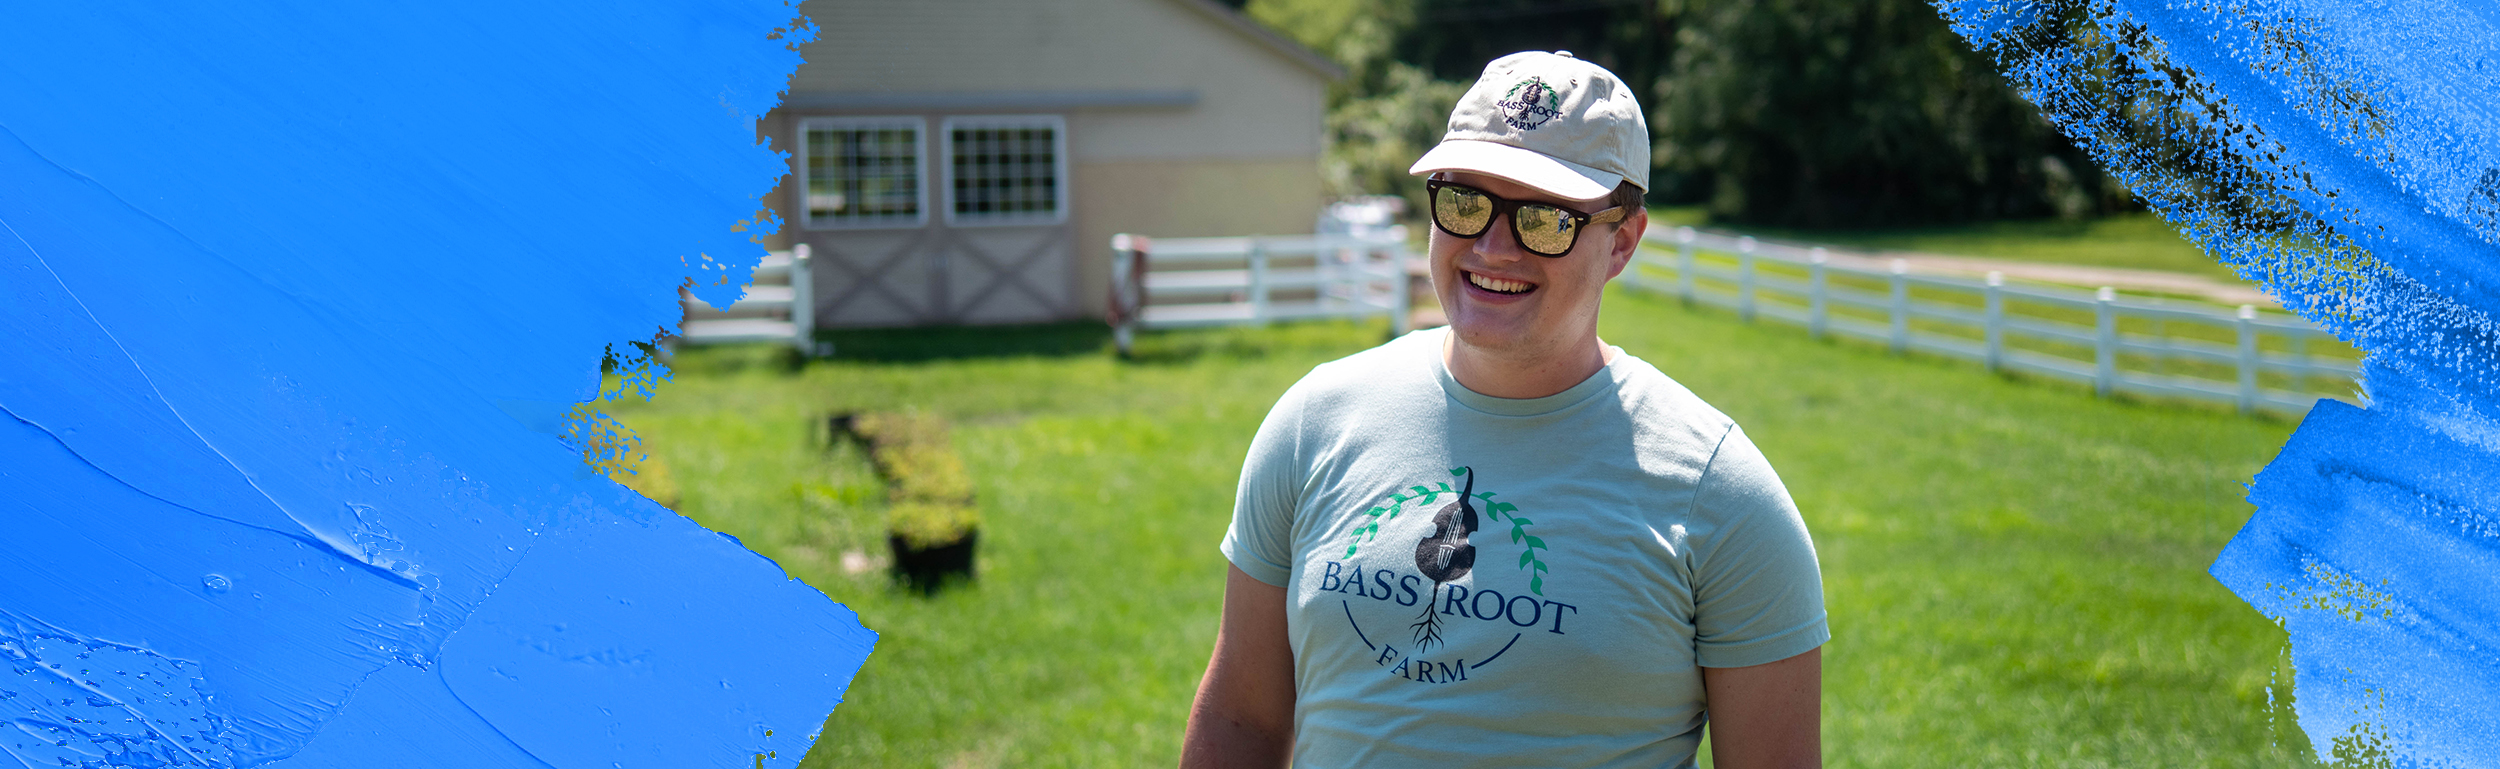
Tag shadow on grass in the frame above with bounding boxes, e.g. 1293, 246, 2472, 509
801, 318, 1402, 367
1120, 330, 1280, 365
668, 319, 1398, 376
1122, 319, 1409, 366
661, 342, 807, 376
815, 321, 1115, 362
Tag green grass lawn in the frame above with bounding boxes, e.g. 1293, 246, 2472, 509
606, 286, 2322, 768
1651, 206, 2238, 282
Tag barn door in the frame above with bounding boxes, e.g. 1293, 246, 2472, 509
796, 116, 941, 327
795, 114, 1073, 327
933, 115, 1073, 324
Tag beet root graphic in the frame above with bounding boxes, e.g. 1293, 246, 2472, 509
1409, 467, 1479, 651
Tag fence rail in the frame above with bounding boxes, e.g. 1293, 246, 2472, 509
1110, 233, 1411, 355
1630, 227, 2361, 415
679, 243, 815, 352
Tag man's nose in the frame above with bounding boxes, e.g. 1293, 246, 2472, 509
1472, 212, 1529, 261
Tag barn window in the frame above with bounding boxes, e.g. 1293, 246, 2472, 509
799, 117, 926, 229
943, 115, 1068, 225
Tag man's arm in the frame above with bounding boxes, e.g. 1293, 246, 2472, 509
1701, 647, 1821, 769
1179, 565, 1295, 769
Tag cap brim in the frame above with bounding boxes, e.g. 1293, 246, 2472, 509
1408, 140, 1620, 201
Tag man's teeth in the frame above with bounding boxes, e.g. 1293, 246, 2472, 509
1468, 272, 1532, 294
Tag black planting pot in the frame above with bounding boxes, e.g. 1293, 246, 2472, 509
889, 529, 977, 594
827, 412, 861, 448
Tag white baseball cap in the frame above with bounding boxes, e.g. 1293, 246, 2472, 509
1408, 50, 1651, 201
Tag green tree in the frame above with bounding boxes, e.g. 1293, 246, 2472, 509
1653, 0, 2129, 226
1251, 0, 1462, 212
1250, 0, 2132, 227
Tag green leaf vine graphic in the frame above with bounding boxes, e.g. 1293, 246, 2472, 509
1344, 467, 1554, 595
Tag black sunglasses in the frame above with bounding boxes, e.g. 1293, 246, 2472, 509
1426, 178, 1627, 257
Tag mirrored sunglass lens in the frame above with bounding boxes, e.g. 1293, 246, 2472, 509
1515, 205, 1579, 254
1436, 187, 1493, 235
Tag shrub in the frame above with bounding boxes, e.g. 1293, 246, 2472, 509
834, 412, 980, 549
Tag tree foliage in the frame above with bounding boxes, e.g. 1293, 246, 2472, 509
1245, 0, 2135, 228
1655, 0, 2130, 227
1251, 0, 1457, 214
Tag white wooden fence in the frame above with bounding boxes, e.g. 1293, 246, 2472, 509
1109, 233, 1412, 355
1630, 227, 2361, 415
678, 244, 815, 352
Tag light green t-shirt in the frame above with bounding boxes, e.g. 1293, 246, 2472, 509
1221, 328, 1828, 769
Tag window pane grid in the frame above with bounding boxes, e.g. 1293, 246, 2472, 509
807, 125, 919, 225
951, 125, 1058, 219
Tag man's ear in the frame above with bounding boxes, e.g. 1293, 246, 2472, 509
1601, 207, 1648, 282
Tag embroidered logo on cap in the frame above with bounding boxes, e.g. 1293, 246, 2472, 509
1495, 77, 1565, 131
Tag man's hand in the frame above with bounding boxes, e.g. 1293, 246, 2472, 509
1701, 647, 1822, 769
1179, 565, 1295, 769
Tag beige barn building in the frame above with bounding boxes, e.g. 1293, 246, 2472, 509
763, 0, 1339, 327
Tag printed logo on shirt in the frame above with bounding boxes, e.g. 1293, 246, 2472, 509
1329, 467, 1578, 685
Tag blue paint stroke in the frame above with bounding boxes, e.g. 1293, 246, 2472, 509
0, 3, 872, 767
1936, 0, 2499, 762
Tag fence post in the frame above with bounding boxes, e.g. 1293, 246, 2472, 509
1738, 236, 1758, 322
2236, 304, 2259, 414
1888, 259, 1909, 354
1808, 248, 1828, 339
2095, 286, 2116, 397
1314, 237, 1343, 308
1677, 227, 1697, 304
1109, 234, 1143, 356
1248, 238, 1269, 326
1984, 271, 2004, 372
789, 243, 817, 356
1388, 238, 1413, 336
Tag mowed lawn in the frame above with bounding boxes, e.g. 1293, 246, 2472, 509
607, 285, 2321, 768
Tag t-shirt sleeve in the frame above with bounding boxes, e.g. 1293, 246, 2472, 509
1688, 424, 1829, 668
1220, 385, 1305, 588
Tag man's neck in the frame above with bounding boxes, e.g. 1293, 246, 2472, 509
1442, 330, 1616, 400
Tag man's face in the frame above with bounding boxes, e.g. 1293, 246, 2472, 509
1426, 171, 1643, 357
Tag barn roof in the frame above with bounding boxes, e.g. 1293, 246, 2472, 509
1164, 0, 1346, 81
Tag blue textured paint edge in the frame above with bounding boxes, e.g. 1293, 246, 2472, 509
0, 3, 874, 767
1935, 0, 2500, 763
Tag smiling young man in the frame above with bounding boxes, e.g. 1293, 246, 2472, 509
1180, 52, 1827, 769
